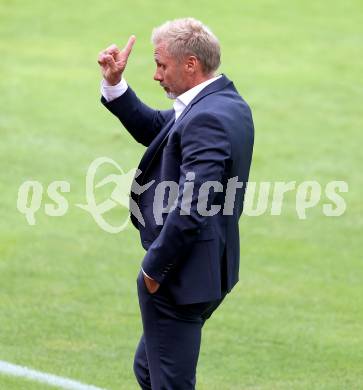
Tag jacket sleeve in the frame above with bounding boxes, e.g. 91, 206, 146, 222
101, 86, 174, 147
141, 112, 231, 283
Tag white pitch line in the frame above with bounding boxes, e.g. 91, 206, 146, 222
0, 360, 107, 390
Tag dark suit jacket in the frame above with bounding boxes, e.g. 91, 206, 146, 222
102, 74, 254, 304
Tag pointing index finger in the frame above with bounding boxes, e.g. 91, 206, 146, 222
122, 35, 136, 57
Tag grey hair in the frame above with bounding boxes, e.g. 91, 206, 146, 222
151, 17, 221, 74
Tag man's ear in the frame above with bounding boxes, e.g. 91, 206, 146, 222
185, 55, 198, 74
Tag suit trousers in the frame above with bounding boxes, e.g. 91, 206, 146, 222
134, 270, 227, 390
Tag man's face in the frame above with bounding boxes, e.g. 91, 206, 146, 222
153, 43, 188, 99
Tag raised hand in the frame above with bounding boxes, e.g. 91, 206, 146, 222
98, 35, 136, 85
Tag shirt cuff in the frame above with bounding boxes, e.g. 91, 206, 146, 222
101, 78, 128, 102
141, 267, 154, 280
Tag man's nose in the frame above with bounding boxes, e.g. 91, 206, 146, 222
153, 70, 162, 82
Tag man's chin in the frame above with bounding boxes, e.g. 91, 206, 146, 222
165, 91, 178, 100
162, 87, 177, 100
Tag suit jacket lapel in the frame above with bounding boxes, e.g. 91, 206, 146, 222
138, 74, 232, 182
174, 74, 232, 124
138, 113, 175, 182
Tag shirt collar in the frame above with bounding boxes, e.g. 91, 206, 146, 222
173, 75, 222, 120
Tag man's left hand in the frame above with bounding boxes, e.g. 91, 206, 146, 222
143, 273, 160, 294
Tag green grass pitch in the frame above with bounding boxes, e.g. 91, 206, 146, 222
0, 0, 362, 389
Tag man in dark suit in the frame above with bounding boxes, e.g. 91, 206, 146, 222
98, 18, 254, 390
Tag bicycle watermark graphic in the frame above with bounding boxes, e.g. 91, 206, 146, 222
16, 157, 349, 233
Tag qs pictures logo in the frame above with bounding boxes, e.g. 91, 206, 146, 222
16, 157, 150, 233
16, 157, 349, 234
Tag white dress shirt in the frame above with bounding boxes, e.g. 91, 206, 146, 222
101, 75, 222, 280
101, 74, 222, 120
